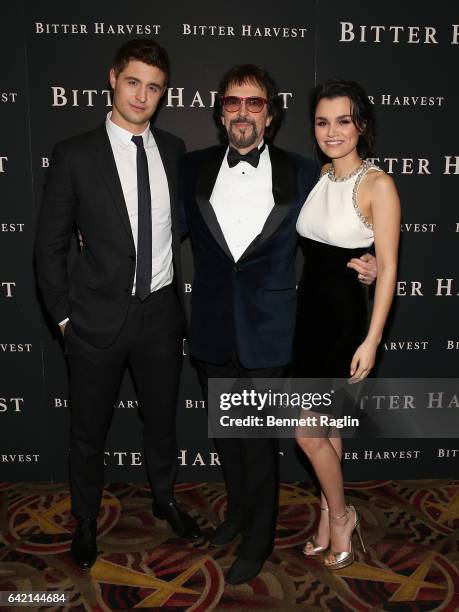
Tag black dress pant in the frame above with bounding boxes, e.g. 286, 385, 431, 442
193, 355, 288, 561
66, 285, 184, 519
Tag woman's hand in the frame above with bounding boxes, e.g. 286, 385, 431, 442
348, 339, 378, 383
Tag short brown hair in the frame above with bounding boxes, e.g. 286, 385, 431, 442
112, 38, 170, 83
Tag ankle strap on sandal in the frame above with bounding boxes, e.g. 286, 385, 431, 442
329, 507, 349, 521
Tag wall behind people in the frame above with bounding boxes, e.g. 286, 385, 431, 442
1, 0, 457, 483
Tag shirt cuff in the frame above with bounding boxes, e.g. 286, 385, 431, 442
58, 318, 69, 327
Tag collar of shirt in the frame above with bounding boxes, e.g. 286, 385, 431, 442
105, 111, 155, 149
224, 140, 268, 176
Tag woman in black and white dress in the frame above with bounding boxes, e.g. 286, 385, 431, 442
294, 79, 400, 569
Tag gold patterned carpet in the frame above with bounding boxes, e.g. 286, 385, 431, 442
0, 480, 458, 610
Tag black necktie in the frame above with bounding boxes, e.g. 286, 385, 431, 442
132, 135, 152, 301
227, 143, 265, 168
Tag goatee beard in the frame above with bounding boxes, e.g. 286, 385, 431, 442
228, 118, 258, 149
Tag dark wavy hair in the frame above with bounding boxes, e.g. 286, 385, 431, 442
214, 64, 284, 142
112, 38, 170, 83
310, 78, 376, 158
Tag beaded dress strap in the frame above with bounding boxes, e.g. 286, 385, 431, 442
352, 161, 382, 230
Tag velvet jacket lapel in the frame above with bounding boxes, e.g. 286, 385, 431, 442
195, 146, 234, 260
195, 144, 297, 262
239, 146, 296, 260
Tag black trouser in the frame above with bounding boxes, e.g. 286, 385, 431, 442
66, 285, 184, 519
193, 355, 289, 561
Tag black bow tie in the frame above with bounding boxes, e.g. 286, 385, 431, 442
227, 144, 265, 168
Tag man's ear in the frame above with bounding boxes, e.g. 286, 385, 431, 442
109, 68, 117, 90
266, 114, 273, 127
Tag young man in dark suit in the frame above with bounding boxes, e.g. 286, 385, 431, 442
35, 39, 200, 571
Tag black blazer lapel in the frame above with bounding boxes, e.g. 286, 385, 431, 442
239, 146, 297, 260
153, 128, 178, 229
93, 125, 134, 248
195, 146, 234, 261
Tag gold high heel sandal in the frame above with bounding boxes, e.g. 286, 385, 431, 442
302, 506, 329, 558
324, 505, 366, 570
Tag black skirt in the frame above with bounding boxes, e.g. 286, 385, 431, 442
294, 237, 370, 379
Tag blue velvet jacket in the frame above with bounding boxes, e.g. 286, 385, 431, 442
182, 144, 319, 369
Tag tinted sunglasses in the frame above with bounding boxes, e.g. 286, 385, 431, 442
222, 95, 268, 113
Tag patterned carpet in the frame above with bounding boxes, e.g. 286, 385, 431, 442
0, 480, 458, 611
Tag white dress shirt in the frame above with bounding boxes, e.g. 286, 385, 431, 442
105, 111, 173, 294
210, 143, 275, 261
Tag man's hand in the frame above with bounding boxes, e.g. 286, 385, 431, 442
347, 253, 377, 286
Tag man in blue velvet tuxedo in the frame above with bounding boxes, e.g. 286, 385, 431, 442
182, 65, 320, 584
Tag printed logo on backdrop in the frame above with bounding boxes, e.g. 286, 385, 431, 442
0, 157, 8, 173
103, 450, 221, 467
54, 397, 140, 409
1, 282, 16, 298
396, 278, 459, 297
383, 339, 459, 352
181, 24, 308, 39
50, 88, 293, 109
0, 398, 24, 413
367, 157, 459, 175
115, 399, 138, 409
383, 340, 430, 351
369, 94, 445, 108
104, 451, 143, 467
358, 392, 458, 411
34, 22, 160, 35
178, 450, 220, 467
437, 448, 459, 458
0, 453, 39, 463
339, 22, 459, 45
0, 93, 18, 103
34, 21, 309, 39
401, 223, 436, 233
1, 223, 25, 233
185, 399, 206, 409
0, 344, 32, 353
343, 449, 421, 460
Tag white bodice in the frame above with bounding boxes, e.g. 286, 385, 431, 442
296, 160, 382, 248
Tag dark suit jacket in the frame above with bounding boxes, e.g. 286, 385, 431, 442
35, 124, 185, 348
183, 144, 319, 369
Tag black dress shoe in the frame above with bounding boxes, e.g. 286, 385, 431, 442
208, 520, 243, 547
71, 518, 97, 571
225, 556, 265, 585
153, 500, 201, 540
